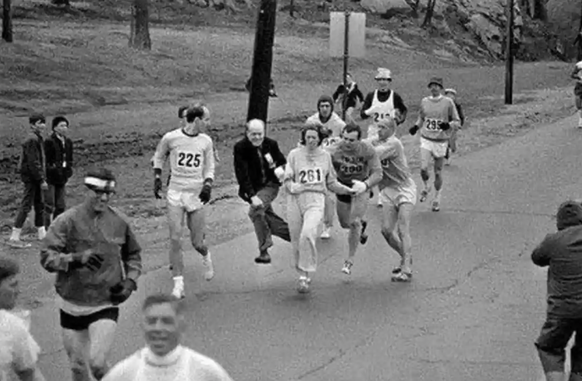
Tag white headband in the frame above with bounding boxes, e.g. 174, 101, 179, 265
84, 177, 116, 190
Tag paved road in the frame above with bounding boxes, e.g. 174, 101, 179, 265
28, 115, 582, 381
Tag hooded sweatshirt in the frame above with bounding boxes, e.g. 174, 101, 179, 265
305, 95, 346, 143
531, 201, 582, 318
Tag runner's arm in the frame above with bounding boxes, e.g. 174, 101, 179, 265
449, 99, 461, 129
283, 150, 303, 194
203, 138, 216, 182
531, 234, 555, 267
354, 85, 365, 103
40, 215, 74, 272
364, 149, 383, 189
332, 84, 343, 102
12, 325, 45, 381
152, 135, 170, 178
325, 154, 352, 195
393, 92, 408, 124
121, 224, 142, 284
359, 92, 375, 119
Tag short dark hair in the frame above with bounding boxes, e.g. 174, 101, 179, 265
342, 122, 362, 140
142, 293, 186, 315
52, 116, 69, 130
0, 256, 20, 284
29, 114, 45, 125
178, 106, 188, 119
300, 123, 326, 146
185, 105, 207, 123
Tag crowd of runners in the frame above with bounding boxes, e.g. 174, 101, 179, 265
4, 61, 582, 380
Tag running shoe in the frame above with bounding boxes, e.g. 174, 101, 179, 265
342, 260, 353, 275
255, 250, 271, 264
172, 281, 185, 299
6, 239, 31, 248
320, 226, 331, 239
360, 220, 368, 245
391, 271, 412, 282
432, 200, 440, 212
297, 276, 311, 294
419, 186, 431, 203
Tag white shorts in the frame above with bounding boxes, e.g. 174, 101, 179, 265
380, 178, 417, 207
420, 137, 448, 159
167, 189, 203, 212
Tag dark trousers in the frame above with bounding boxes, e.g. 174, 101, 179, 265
44, 183, 66, 228
535, 317, 582, 375
248, 183, 291, 252
14, 180, 44, 229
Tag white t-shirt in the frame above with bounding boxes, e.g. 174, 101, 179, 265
0, 310, 41, 381
102, 345, 234, 381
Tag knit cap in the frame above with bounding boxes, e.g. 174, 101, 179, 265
556, 201, 582, 230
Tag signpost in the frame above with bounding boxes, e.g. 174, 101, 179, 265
330, 11, 366, 121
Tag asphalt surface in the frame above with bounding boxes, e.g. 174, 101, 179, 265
27, 114, 582, 381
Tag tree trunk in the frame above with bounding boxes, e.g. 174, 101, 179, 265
129, 0, 151, 50
421, 0, 437, 28
577, 0, 582, 61
2, 0, 12, 43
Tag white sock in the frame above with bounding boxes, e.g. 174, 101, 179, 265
434, 189, 441, 202
37, 227, 46, 239
10, 228, 21, 241
173, 276, 184, 285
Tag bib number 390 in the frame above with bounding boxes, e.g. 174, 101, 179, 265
299, 168, 323, 184
177, 152, 201, 168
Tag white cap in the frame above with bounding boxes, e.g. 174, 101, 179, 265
374, 68, 392, 80
444, 88, 457, 95
576, 61, 582, 70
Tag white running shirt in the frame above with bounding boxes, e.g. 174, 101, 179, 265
0, 310, 41, 381
366, 90, 396, 139
102, 345, 234, 381
152, 129, 215, 193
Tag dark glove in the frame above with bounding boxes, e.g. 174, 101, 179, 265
199, 180, 212, 204
154, 177, 162, 199
110, 278, 137, 305
409, 125, 419, 135
440, 122, 451, 131
69, 250, 104, 271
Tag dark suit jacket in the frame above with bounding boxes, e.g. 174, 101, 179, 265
45, 133, 73, 185
233, 136, 286, 202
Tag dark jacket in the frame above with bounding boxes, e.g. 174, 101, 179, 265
333, 83, 364, 109
45, 133, 74, 185
18, 132, 45, 183
453, 101, 465, 126
233, 136, 287, 202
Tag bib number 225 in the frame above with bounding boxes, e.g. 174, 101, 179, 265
177, 152, 201, 168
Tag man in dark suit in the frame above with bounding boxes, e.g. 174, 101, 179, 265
233, 119, 290, 264
44, 116, 74, 229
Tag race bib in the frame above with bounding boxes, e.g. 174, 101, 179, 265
339, 163, 364, 175
372, 111, 395, 123
323, 137, 340, 147
425, 118, 444, 131
176, 151, 202, 168
298, 167, 323, 184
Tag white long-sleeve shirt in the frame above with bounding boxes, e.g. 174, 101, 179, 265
102, 345, 234, 381
0, 310, 41, 381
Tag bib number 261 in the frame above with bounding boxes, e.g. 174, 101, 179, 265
177, 152, 201, 168
299, 168, 323, 184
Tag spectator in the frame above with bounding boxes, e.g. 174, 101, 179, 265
44, 116, 74, 229
332, 73, 364, 119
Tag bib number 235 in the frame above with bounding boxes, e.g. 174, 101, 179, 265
299, 168, 323, 184
177, 152, 201, 168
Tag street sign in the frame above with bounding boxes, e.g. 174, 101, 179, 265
329, 12, 366, 58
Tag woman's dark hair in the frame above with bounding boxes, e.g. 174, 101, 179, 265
300, 122, 325, 146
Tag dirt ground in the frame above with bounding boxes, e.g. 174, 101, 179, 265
0, 4, 578, 308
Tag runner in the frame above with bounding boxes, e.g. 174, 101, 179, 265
570, 61, 582, 128
367, 118, 416, 282
284, 123, 354, 293
102, 294, 234, 381
443, 88, 465, 166
40, 168, 142, 381
332, 73, 364, 120
327, 122, 382, 275
305, 95, 346, 239
409, 77, 460, 212
233, 119, 291, 265
359, 68, 408, 207
0, 255, 47, 381
152, 105, 216, 299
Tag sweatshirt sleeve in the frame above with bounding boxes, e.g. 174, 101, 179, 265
415, 99, 426, 128
121, 223, 142, 283
360, 92, 375, 119
40, 214, 73, 273
152, 134, 171, 170
325, 153, 351, 195
531, 234, 555, 267
364, 146, 383, 188
393, 92, 408, 122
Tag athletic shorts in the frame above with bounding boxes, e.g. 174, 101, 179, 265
380, 178, 417, 207
420, 137, 448, 159
336, 192, 368, 220
167, 189, 203, 213
60, 307, 119, 331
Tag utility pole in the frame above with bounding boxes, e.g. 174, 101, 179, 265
2, 0, 13, 43
504, 0, 514, 105
247, 0, 277, 132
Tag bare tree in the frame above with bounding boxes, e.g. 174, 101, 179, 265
129, 0, 151, 50
421, 0, 437, 28
2, 0, 12, 43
